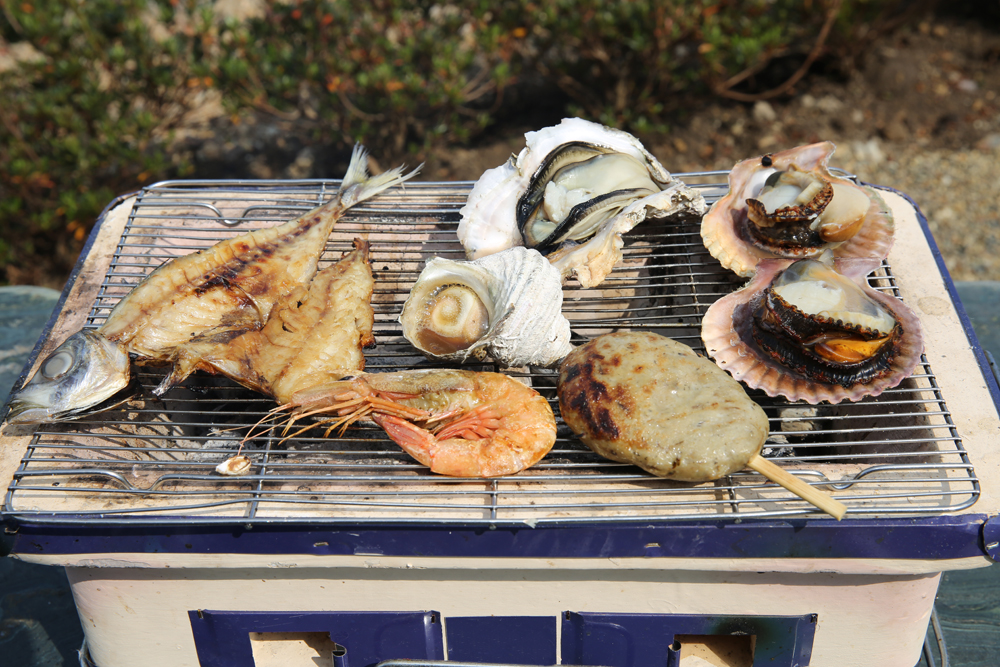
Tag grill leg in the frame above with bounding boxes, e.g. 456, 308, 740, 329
920, 605, 950, 667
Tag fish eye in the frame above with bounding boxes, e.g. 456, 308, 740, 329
41, 350, 75, 379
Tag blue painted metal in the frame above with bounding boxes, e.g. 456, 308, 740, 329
7, 514, 991, 560
561, 612, 816, 667
187, 610, 444, 667
665, 640, 682, 667
446, 616, 556, 665
333, 643, 349, 667
981, 515, 1000, 562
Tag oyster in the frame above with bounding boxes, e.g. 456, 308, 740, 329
458, 118, 706, 288
399, 246, 573, 368
701, 254, 923, 404
701, 142, 894, 277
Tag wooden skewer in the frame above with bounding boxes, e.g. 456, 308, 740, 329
747, 454, 847, 521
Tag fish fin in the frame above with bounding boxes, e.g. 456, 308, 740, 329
153, 355, 201, 396
338, 143, 423, 208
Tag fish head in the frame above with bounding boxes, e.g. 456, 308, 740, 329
6, 330, 132, 424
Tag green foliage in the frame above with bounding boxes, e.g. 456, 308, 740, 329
0, 0, 897, 286
0, 0, 193, 284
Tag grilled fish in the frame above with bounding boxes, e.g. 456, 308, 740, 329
164, 239, 375, 404
7, 146, 418, 424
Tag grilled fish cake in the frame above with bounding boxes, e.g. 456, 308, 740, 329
557, 331, 769, 482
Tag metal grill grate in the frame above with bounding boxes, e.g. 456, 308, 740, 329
3, 174, 979, 525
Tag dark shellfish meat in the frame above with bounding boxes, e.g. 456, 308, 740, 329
701, 255, 924, 404
750, 258, 903, 387
701, 142, 895, 278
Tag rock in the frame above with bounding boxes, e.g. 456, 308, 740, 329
818, 95, 844, 114
752, 100, 777, 123
935, 206, 957, 222
958, 78, 978, 93
850, 139, 886, 166
975, 133, 1000, 151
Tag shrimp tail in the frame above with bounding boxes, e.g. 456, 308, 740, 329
373, 409, 504, 478
338, 144, 422, 209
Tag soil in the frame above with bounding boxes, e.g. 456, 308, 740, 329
14, 11, 1000, 288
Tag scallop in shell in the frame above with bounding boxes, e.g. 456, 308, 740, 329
458, 118, 707, 288
701, 142, 894, 278
400, 246, 573, 368
701, 254, 923, 404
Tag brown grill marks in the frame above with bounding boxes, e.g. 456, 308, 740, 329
559, 357, 620, 441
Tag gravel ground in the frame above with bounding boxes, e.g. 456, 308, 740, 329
825, 144, 1000, 282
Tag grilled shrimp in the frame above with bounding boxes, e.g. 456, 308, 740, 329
279, 369, 557, 477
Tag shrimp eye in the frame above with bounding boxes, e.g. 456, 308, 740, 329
41, 350, 75, 379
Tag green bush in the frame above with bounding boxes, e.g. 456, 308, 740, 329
0, 0, 899, 287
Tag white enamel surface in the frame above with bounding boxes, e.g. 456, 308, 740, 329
65, 559, 947, 667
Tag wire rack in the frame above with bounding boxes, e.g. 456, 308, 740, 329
2, 173, 979, 525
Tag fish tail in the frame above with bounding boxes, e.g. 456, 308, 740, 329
338, 143, 422, 208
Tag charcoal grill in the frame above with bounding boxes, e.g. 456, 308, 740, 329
2, 171, 998, 667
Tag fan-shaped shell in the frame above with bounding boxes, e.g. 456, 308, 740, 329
400, 246, 574, 368
457, 118, 706, 288
701, 142, 895, 278
701, 256, 923, 404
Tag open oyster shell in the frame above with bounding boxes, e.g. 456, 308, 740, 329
400, 246, 573, 368
701, 255, 923, 404
458, 118, 706, 288
701, 142, 894, 278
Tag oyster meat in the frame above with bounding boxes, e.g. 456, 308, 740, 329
458, 118, 706, 288
399, 246, 573, 368
701, 253, 923, 404
701, 142, 894, 277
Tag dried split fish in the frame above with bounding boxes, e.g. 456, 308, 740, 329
8, 146, 418, 423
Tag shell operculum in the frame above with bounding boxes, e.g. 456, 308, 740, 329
406, 282, 492, 357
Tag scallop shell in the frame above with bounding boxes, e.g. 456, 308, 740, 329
216, 455, 252, 476
457, 118, 706, 288
701, 257, 924, 404
400, 246, 574, 368
701, 142, 895, 278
